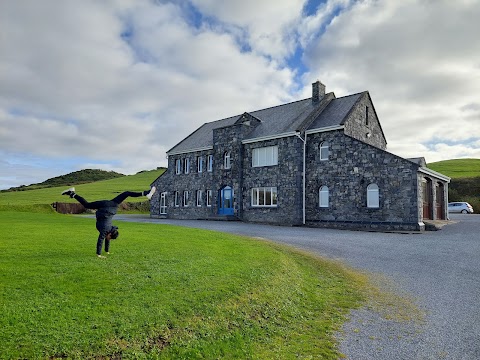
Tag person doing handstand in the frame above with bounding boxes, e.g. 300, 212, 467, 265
61, 186, 156, 258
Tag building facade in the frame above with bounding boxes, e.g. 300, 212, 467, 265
151, 81, 450, 231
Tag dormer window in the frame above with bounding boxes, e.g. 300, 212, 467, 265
224, 151, 231, 169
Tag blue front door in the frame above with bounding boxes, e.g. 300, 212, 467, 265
218, 186, 234, 215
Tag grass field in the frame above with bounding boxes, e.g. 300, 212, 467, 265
427, 158, 480, 212
428, 158, 480, 178
0, 169, 164, 207
0, 209, 368, 359
0, 166, 424, 358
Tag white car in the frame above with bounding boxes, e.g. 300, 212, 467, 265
448, 202, 474, 214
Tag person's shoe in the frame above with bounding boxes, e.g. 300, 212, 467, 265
61, 187, 76, 197
97, 255, 106, 259
146, 186, 156, 200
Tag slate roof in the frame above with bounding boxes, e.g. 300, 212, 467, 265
167, 92, 366, 154
308, 92, 364, 130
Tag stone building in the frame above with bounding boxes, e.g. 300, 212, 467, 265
150, 81, 450, 231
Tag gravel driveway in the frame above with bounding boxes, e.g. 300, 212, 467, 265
112, 213, 480, 359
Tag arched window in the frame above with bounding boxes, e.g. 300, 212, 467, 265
320, 141, 329, 160
224, 151, 231, 169
367, 183, 379, 208
319, 186, 329, 207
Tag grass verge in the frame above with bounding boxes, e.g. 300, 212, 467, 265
0, 169, 164, 206
0, 211, 367, 359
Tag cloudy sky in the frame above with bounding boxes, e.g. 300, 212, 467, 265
1, 0, 479, 190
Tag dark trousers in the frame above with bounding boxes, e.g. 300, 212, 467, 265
96, 222, 111, 255
73, 191, 147, 255
74, 191, 145, 209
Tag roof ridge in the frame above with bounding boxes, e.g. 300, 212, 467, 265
295, 92, 336, 133
209, 97, 312, 124
249, 97, 311, 114
334, 91, 368, 99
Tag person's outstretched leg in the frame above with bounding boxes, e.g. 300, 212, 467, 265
111, 187, 156, 204
61, 187, 108, 210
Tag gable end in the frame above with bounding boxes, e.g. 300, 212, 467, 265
343, 92, 387, 149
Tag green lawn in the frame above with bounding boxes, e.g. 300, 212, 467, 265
428, 158, 480, 178
0, 210, 366, 359
0, 169, 164, 206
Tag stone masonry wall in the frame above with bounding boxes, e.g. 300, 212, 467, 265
305, 130, 421, 231
343, 93, 387, 150
151, 129, 304, 225
212, 123, 252, 218
150, 106, 438, 231
150, 149, 216, 219
241, 136, 304, 226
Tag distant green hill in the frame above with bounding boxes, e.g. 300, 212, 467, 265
2, 169, 125, 192
427, 158, 480, 179
428, 158, 480, 213
0, 168, 166, 207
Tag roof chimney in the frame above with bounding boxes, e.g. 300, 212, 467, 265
312, 80, 325, 104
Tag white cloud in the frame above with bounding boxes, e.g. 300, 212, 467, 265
301, 0, 480, 163
190, 0, 304, 61
1, 0, 479, 189
0, 0, 297, 188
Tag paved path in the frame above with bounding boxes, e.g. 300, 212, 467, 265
110, 213, 480, 359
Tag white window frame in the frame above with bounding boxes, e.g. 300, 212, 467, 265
196, 190, 202, 207
320, 141, 329, 161
175, 159, 181, 174
207, 155, 213, 172
251, 187, 278, 207
319, 186, 329, 208
252, 146, 278, 167
174, 191, 179, 207
206, 189, 212, 207
367, 183, 379, 208
197, 156, 203, 173
160, 192, 167, 214
224, 151, 231, 169
183, 190, 189, 207
184, 158, 190, 174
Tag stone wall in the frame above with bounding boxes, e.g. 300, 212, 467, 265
151, 128, 304, 225
151, 149, 216, 219
241, 136, 303, 226
304, 131, 421, 231
343, 93, 387, 150
151, 122, 253, 219
150, 114, 448, 231
212, 124, 247, 217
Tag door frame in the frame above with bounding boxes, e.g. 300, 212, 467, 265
218, 186, 234, 215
